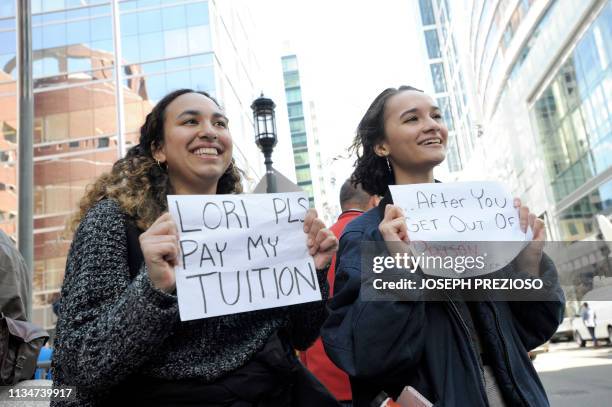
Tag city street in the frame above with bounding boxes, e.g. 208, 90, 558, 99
535, 342, 612, 407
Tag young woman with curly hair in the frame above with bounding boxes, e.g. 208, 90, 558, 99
51, 89, 340, 407
321, 86, 565, 407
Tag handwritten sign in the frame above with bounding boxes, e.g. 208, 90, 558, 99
389, 182, 533, 277
168, 192, 321, 321
389, 181, 532, 242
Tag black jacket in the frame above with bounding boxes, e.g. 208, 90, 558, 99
321, 195, 564, 407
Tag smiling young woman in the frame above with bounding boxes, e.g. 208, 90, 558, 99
51, 89, 340, 406
321, 86, 565, 407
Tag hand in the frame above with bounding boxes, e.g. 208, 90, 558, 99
379, 204, 411, 257
303, 209, 338, 269
139, 212, 179, 293
514, 198, 546, 277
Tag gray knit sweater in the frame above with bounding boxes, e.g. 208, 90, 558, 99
51, 199, 329, 406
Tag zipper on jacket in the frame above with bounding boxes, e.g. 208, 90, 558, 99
488, 302, 531, 407
446, 297, 489, 407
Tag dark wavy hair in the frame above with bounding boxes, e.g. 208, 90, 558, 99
70, 89, 242, 231
350, 85, 423, 196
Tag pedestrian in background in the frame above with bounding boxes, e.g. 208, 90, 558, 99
321, 86, 565, 407
300, 179, 379, 407
51, 89, 339, 406
581, 302, 598, 346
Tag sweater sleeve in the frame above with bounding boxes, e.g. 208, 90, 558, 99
52, 200, 179, 392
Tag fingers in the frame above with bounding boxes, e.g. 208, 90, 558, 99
303, 208, 318, 233
383, 204, 404, 223
306, 218, 328, 255
318, 233, 338, 254
514, 198, 546, 239
519, 205, 529, 233
309, 228, 337, 256
380, 205, 409, 242
141, 237, 180, 266
146, 212, 179, 238
533, 218, 546, 241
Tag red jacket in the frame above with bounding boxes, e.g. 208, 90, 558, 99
300, 209, 364, 402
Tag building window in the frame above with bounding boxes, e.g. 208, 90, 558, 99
287, 103, 303, 118
296, 167, 312, 183
283, 71, 300, 88
430, 63, 447, 93
289, 118, 305, 133
282, 55, 298, 72
424, 29, 441, 59
98, 137, 109, 148
418, 0, 435, 26
437, 96, 454, 131
286, 88, 302, 103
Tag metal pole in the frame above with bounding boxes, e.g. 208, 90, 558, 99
110, 0, 126, 157
17, 0, 34, 319
264, 150, 277, 193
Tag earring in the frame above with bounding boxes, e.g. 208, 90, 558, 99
385, 156, 392, 173
156, 159, 165, 169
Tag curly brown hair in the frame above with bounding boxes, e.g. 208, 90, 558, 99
350, 85, 422, 196
70, 89, 243, 231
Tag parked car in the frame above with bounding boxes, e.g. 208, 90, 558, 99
551, 317, 573, 343
572, 286, 612, 347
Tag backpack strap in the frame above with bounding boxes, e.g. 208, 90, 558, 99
125, 218, 144, 281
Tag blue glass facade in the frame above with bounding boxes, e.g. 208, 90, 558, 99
0, 0, 254, 332
533, 2, 612, 241
281, 55, 314, 205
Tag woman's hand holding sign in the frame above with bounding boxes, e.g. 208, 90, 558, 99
140, 212, 180, 293
304, 209, 338, 269
514, 198, 546, 277
379, 204, 412, 258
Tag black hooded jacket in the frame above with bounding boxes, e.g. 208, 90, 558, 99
321, 193, 564, 407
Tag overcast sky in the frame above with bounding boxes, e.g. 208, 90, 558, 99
250, 0, 434, 203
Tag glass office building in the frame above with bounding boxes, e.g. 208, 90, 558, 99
465, 0, 611, 242
532, 2, 611, 240
416, 0, 478, 174
0, 0, 263, 333
281, 54, 315, 205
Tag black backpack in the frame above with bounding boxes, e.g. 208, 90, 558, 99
0, 313, 49, 385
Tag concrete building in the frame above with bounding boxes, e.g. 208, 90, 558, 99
0, 0, 266, 334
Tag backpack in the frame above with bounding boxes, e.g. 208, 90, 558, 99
0, 313, 49, 385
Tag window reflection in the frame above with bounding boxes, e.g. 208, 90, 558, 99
532, 4, 612, 241
1, 0, 222, 333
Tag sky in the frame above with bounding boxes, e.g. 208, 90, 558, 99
250, 0, 433, 203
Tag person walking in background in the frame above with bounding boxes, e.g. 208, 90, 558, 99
51, 89, 339, 406
581, 302, 598, 346
300, 179, 379, 407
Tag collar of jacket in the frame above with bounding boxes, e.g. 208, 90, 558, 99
337, 209, 364, 221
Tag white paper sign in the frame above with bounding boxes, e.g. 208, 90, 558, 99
168, 192, 321, 321
389, 182, 533, 277
389, 181, 532, 242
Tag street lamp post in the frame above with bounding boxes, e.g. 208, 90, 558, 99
251, 94, 278, 193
